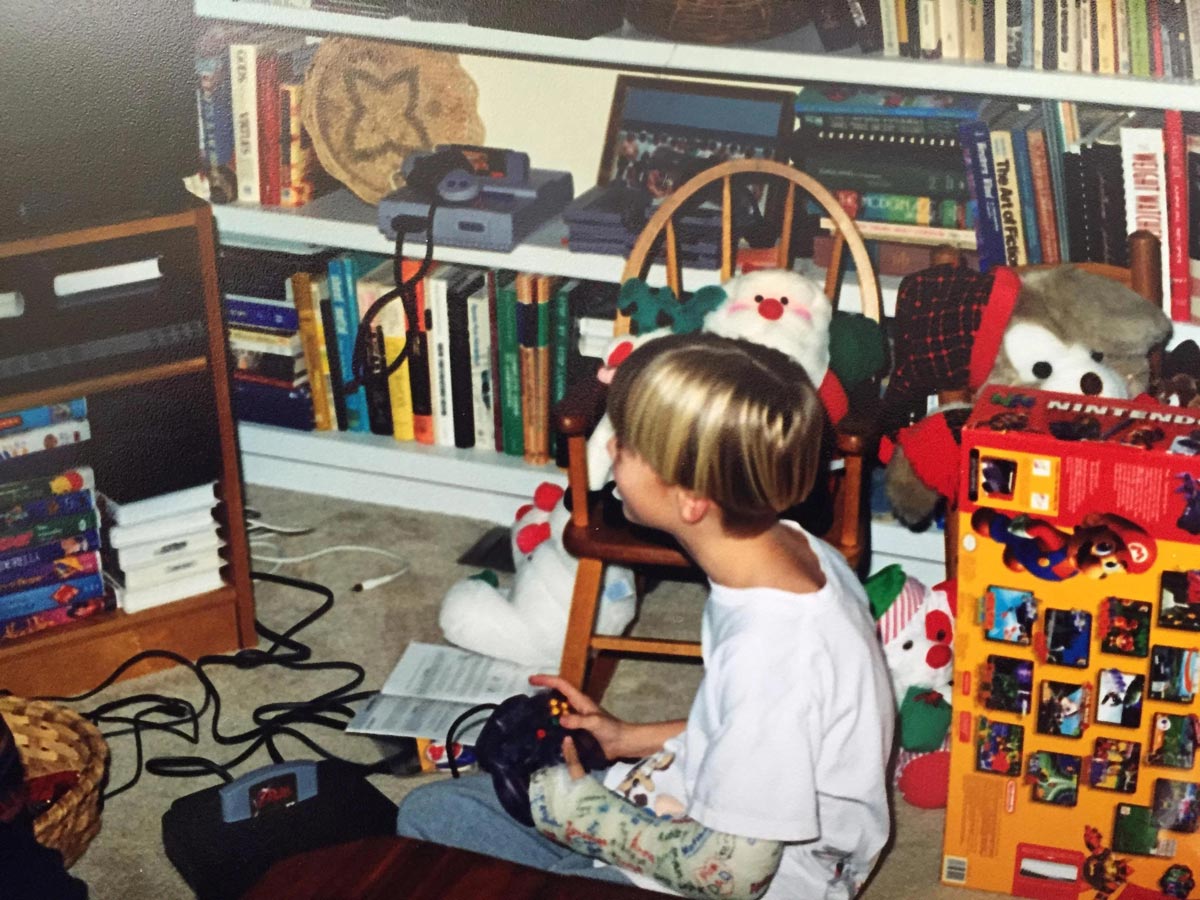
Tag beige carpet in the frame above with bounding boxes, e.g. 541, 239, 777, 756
61, 485, 997, 898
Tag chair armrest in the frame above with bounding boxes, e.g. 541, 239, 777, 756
553, 377, 608, 437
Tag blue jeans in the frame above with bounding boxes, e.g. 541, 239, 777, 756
395, 773, 632, 885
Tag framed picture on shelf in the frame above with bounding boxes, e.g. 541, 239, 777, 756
597, 76, 795, 203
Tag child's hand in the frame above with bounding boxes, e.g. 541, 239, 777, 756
530, 674, 628, 759
561, 736, 586, 780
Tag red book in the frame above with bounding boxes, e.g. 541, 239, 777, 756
255, 50, 282, 206
1163, 109, 1190, 322
1025, 129, 1062, 265
1148, 0, 1165, 75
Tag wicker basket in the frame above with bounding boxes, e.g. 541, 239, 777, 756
0, 696, 108, 868
625, 0, 810, 43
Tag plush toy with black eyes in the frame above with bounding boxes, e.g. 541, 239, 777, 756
880, 264, 1173, 528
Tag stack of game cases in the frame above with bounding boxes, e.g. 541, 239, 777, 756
0, 466, 112, 643
562, 185, 723, 269
98, 482, 225, 614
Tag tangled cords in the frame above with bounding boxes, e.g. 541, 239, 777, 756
24, 571, 413, 800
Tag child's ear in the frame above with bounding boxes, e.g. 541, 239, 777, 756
675, 487, 711, 525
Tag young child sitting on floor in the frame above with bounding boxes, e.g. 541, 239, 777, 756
397, 332, 894, 899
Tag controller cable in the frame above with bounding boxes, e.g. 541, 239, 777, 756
444, 703, 498, 780
14, 571, 418, 801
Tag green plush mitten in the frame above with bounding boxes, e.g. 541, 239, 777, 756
829, 311, 887, 390
899, 686, 953, 752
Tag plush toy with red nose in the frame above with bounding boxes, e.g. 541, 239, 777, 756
586, 269, 847, 490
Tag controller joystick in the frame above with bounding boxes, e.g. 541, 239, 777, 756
474, 690, 609, 826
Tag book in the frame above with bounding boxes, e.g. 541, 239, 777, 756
1121, 122, 1171, 314
331, 251, 390, 434
1163, 109, 1191, 322
111, 569, 226, 614
486, 272, 504, 453
278, 79, 333, 207
1008, 119, 1043, 263
425, 265, 457, 449
919, 0, 943, 56
232, 379, 315, 430
1025, 127, 1063, 263
225, 293, 300, 332
1116, 0, 1134, 70
0, 589, 114, 644
0, 420, 90, 460
0, 552, 101, 596
0, 573, 106, 624
991, 125, 1028, 264
960, 117, 1007, 271
0, 491, 94, 534
0, 398, 87, 437
345, 641, 537, 744
495, 271, 524, 458
1128, 0, 1153, 73
1096, 0, 1118, 70
963, 0, 988, 56
793, 86, 988, 119
255, 42, 283, 206
1188, 132, 1200, 320
319, 294, 349, 431
376, 261, 418, 443
195, 23, 247, 203
106, 508, 217, 551
527, 275, 557, 467
229, 40, 261, 204
466, 276, 496, 452
354, 259, 400, 438
97, 482, 217, 527
448, 269, 485, 450
817, 217, 979, 247
289, 268, 335, 431
880, 0, 903, 54
549, 278, 576, 467
228, 326, 303, 356
0, 530, 102, 577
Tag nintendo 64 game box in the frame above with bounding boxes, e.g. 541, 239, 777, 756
943, 385, 1200, 899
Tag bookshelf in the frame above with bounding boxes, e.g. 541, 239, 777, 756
0, 206, 256, 696
195, 2, 1200, 576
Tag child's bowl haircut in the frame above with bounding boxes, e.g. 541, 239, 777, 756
607, 332, 825, 529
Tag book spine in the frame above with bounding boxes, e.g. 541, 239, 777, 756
487, 272, 504, 454
526, 276, 555, 467
353, 268, 397, 438
196, 41, 237, 202
1026, 129, 1062, 263
225, 295, 300, 331
1007, 0, 1025, 63
327, 257, 366, 432
0, 469, 95, 509
1041, 101, 1072, 260
289, 272, 333, 431
378, 282, 415, 444
991, 131, 1029, 265
496, 273, 524, 457
1187, 0, 1200, 77
920, 0, 944, 55
1122, 125, 1171, 315
1092, 143, 1129, 267
1189, 134, 1200, 321
1063, 149, 1092, 262
408, 286, 434, 446
319, 295, 348, 431
310, 275, 338, 429
0, 552, 102, 596
1041, 0, 1060, 64
1148, 0, 1167, 71
229, 349, 305, 382
0, 399, 88, 436
0, 511, 99, 554
1096, 0, 1118, 68
550, 279, 574, 466
1115, 0, 1133, 68
0, 529, 101, 575
467, 283, 496, 451
963, 0, 988, 55
232, 380, 315, 430
255, 48, 282, 206
959, 119, 1008, 271
0, 573, 106, 624
940, 0, 964, 54
228, 326, 302, 354
1127, 0, 1152, 72
881, 0, 903, 53
1080, 0, 1095, 68
0, 491, 94, 536
853, 193, 964, 226
0, 421, 90, 461
803, 149, 969, 198
447, 278, 477, 451
1164, 0, 1191, 76
0, 590, 114, 644
428, 272, 455, 449
516, 274, 539, 463
897, 0, 914, 54
801, 112, 966, 139
278, 82, 298, 207
229, 43, 261, 204
1163, 110, 1190, 323
1008, 127, 1043, 263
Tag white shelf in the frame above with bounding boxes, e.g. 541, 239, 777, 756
238, 422, 565, 524
213, 189, 899, 315
196, 0, 1200, 112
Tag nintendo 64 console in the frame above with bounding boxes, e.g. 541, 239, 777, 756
377, 146, 574, 253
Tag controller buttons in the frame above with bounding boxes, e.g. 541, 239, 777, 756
536, 728, 547, 740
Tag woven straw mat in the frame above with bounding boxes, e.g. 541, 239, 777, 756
302, 38, 485, 205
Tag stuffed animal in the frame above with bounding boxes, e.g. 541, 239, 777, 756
865, 564, 956, 809
439, 483, 636, 669
586, 268, 849, 491
881, 264, 1173, 527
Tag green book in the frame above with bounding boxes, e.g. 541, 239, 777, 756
494, 271, 523, 457
1126, 0, 1150, 76
550, 279, 577, 464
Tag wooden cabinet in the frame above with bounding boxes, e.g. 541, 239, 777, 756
0, 205, 255, 696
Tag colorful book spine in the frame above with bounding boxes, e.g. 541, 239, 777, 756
255, 46, 283, 206
225, 293, 300, 331
0, 573, 106, 624
326, 256, 364, 432
1008, 126, 1043, 264
495, 272, 524, 458
0, 529, 101, 576
1096, 0, 1118, 70
959, 119, 1008, 272
448, 272, 481, 450
229, 41, 261, 204
354, 260, 399, 438
289, 270, 333, 431
550, 278, 576, 466
0, 491, 95, 534
0, 552, 102, 595
1128, 0, 1152, 73
380, 264, 418, 443
1188, 133, 1200, 321
0, 421, 90, 461
880, 0, 902, 54
1, 590, 114, 644
466, 278, 496, 451
319, 295, 348, 431
427, 267, 455, 449
1121, 124, 1171, 315
963, 0, 987, 56
1163, 110, 1190, 323
0, 469, 94, 507
0, 399, 87, 437
487, 273, 504, 453
0, 511, 99, 553
991, 129, 1029, 265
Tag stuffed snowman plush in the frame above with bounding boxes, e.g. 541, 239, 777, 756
586, 268, 844, 490
439, 483, 636, 669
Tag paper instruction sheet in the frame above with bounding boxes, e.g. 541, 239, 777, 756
347, 642, 537, 744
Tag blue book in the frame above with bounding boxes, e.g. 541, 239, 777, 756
233, 380, 316, 431
1008, 127, 1042, 264
0, 398, 87, 436
0, 491, 95, 533
225, 294, 300, 332
0, 530, 102, 576
328, 254, 366, 432
0, 573, 105, 623
958, 120, 1007, 273
1041, 100, 1072, 262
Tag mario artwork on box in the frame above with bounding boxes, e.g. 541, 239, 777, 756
942, 385, 1200, 899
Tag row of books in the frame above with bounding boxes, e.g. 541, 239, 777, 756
874, 0, 1198, 76
221, 245, 618, 464
193, 23, 336, 207
792, 88, 1200, 322
0, 398, 90, 461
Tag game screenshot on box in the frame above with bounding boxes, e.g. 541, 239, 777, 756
942, 385, 1200, 900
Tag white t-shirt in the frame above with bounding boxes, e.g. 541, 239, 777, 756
602, 525, 895, 899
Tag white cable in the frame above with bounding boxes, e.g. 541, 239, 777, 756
249, 544, 406, 566
353, 568, 410, 593
246, 519, 315, 536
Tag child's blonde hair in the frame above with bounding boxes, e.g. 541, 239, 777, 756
607, 332, 825, 530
